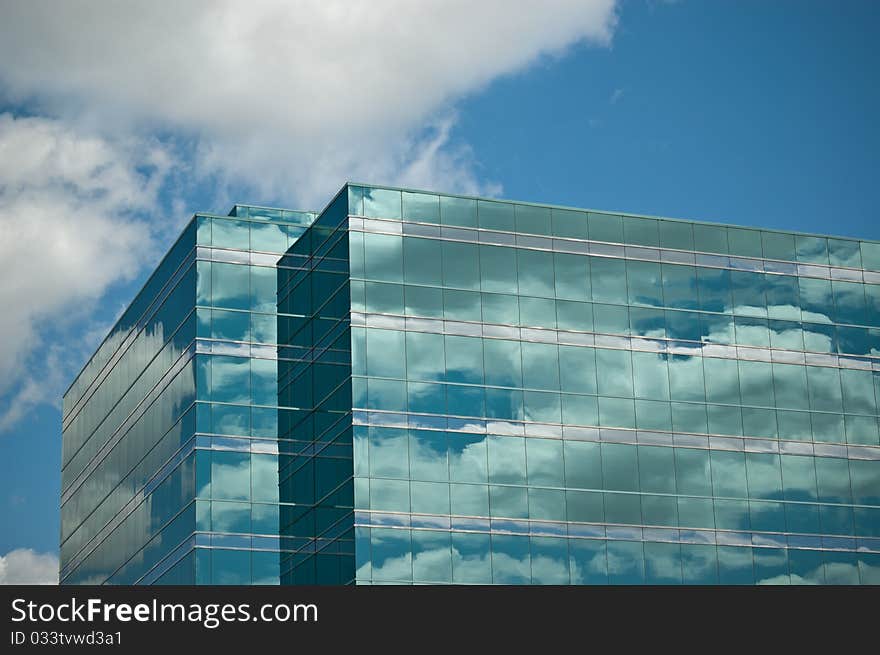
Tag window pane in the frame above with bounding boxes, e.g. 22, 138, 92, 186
403, 237, 442, 285
601, 443, 639, 492
526, 438, 564, 486
676, 448, 711, 495
627, 260, 663, 307
588, 213, 623, 243
662, 264, 699, 310
638, 446, 675, 493
517, 249, 555, 297
761, 231, 796, 261
727, 228, 763, 258
522, 342, 560, 390
606, 541, 645, 584
412, 530, 452, 582
440, 195, 477, 228
402, 191, 440, 223
370, 528, 412, 581
659, 221, 694, 251
681, 544, 719, 584
693, 224, 728, 254
644, 542, 682, 584
491, 486, 527, 521
363, 188, 401, 219
564, 441, 603, 489
554, 253, 590, 300
530, 536, 570, 584
452, 532, 492, 583
515, 204, 551, 235
363, 233, 403, 282
569, 539, 608, 584
552, 208, 588, 239
623, 217, 659, 247
443, 241, 479, 290
491, 534, 531, 583
488, 435, 525, 484
596, 349, 633, 397
590, 257, 627, 303
478, 200, 514, 232
632, 352, 669, 400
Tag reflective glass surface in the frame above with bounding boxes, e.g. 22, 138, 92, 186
63, 184, 880, 586
61, 206, 316, 584
347, 184, 880, 585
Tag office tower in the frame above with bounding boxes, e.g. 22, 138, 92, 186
63, 183, 880, 584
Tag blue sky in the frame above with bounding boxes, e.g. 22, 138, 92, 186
0, 0, 877, 582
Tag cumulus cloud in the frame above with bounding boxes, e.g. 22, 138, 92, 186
0, 0, 618, 206
0, 114, 175, 428
0, 548, 59, 584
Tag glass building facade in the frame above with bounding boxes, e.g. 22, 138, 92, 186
63, 182, 880, 584
60, 205, 315, 584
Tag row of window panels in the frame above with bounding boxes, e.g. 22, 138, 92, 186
61, 399, 196, 549
350, 219, 879, 285
155, 548, 285, 585
62, 472, 197, 585
63, 432, 199, 581
353, 480, 880, 538
194, 354, 278, 406
354, 410, 880, 464
356, 510, 879, 553
354, 329, 880, 414
61, 446, 196, 574
352, 378, 880, 447
195, 261, 281, 314
63, 343, 195, 510
351, 322, 880, 392
352, 282, 880, 358
195, 215, 308, 254
61, 342, 195, 508
194, 500, 281, 536
105, 506, 200, 586
228, 204, 316, 223
193, 531, 347, 554
64, 255, 197, 434
62, 340, 196, 497
146, 537, 306, 585
63, 266, 196, 459
195, 450, 279, 504
65, 219, 197, 413
354, 430, 879, 505
282, 552, 356, 586
347, 185, 880, 270
196, 308, 280, 345
349, 236, 880, 328
353, 527, 880, 585
189, 401, 353, 445
196, 351, 350, 420
62, 352, 196, 528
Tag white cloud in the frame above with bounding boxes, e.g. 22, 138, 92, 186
0, 548, 59, 584
0, 0, 618, 206
0, 114, 175, 429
